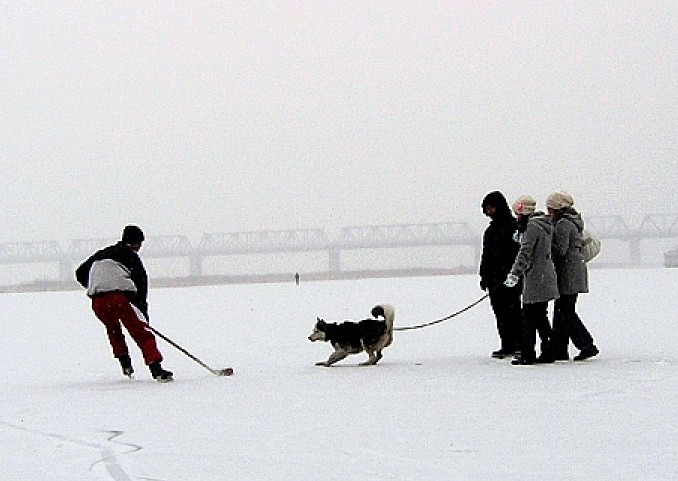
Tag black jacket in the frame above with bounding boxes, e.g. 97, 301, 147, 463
479, 215, 519, 290
75, 241, 149, 319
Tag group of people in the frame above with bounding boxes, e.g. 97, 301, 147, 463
75, 197, 598, 381
480, 191, 599, 365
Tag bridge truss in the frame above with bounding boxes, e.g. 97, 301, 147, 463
1, 215, 676, 282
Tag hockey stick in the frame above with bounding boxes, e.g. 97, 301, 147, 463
145, 324, 233, 376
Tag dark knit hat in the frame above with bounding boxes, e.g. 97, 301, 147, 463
122, 225, 145, 244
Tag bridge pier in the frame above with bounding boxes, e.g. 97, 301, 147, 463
629, 238, 642, 266
190, 255, 203, 277
329, 250, 341, 272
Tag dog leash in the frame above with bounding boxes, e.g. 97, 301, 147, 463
393, 292, 490, 331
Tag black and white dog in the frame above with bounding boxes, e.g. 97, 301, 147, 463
308, 304, 395, 366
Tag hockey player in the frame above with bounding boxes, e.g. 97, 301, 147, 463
75, 225, 173, 382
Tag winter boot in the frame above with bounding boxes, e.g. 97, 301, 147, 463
535, 345, 555, 364
573, 345, 599, 361
118, 354, 134, 378
535, 353, 555, 364
511, 352, 535, 365
149, 361, 174, 382
491, 348, 517, 359
552, 350, 569, 361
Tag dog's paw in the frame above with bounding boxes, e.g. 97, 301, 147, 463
315, 361, 331, 367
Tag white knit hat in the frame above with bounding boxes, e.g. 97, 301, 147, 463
546, 191, 574, 210
512, 195, 537, 215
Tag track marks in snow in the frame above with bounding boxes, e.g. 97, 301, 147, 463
0, 421, 143, 481
90, 430, 142, 481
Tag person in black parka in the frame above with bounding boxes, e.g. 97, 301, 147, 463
479, 191, 522, 358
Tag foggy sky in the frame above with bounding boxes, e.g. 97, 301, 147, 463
1, 1, 676, 244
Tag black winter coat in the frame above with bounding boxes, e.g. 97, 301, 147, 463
479, 215, 519, 290
75, 241, 149, 318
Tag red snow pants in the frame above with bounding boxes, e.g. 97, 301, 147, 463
91, 292, 162, 365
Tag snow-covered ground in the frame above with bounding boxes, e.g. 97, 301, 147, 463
1, 268, 677, 481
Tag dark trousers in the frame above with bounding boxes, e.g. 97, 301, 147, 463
489, 284, 522, 351
550, 294, 594, 355
520, 302, 553, 360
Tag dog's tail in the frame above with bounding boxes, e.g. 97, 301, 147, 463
371, 303, 395, 346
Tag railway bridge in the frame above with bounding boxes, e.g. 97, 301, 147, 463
0, 214, 676, 283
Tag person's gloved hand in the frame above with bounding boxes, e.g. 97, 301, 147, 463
504, 273, 519, 288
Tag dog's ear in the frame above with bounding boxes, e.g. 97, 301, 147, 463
316, 317, 325, 326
